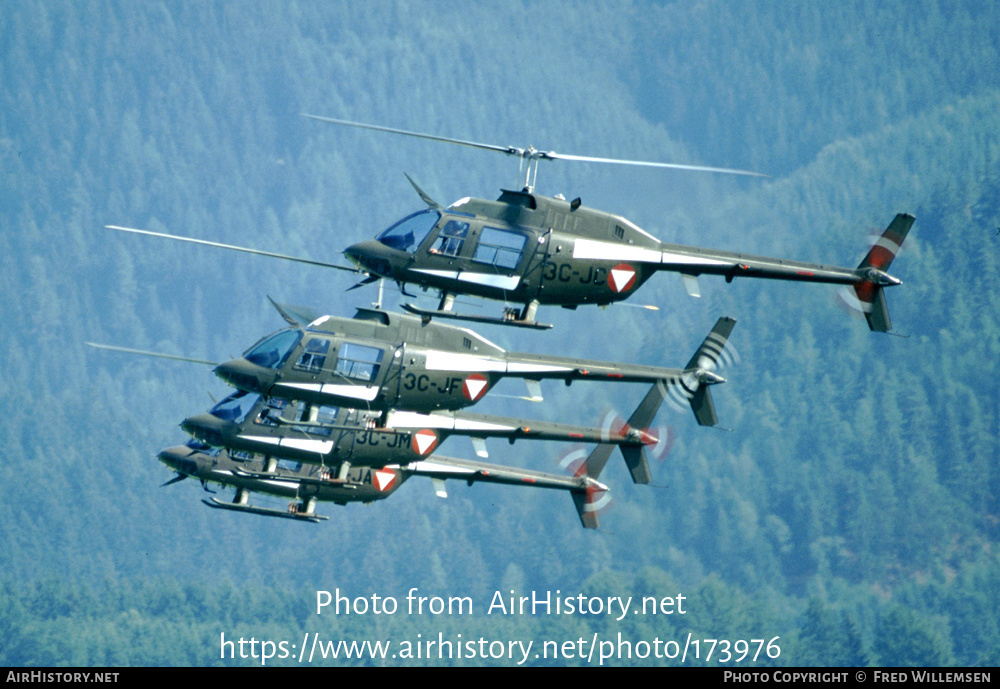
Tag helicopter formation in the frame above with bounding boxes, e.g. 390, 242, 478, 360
101, 115, 913, 528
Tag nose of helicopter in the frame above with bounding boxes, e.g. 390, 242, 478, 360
214, 358, 274, 395
157, 445, 201, 476
180, 413, 232, 447
344, 240, 395, 277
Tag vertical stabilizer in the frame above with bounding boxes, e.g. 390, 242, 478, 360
851, 214, 914, 332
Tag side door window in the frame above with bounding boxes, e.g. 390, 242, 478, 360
253, 397, 288, 427
473, 227, 527, 270
335, 342, 385, 382
430, 219, 470, 257
290, 401, 338, 437
293, 337, 330, 373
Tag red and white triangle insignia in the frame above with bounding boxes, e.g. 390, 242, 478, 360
462, 373, 489, 401
373, 468, 397, 492
608, 263, 637, 293
411, 429, 439, 456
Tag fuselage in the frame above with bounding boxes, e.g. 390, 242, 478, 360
214, 307, 698, 413
180, 391, 654, 469
344, 190, 661, 308
159, 442, 405, 505
343, 188, 876, 311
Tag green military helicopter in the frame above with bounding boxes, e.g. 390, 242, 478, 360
179, 379, 669, 486
307, 116, 914, 332
213, 300, 736, 424
90, 302, 737, 426
106, 117, 912, 332
158, 438, 616, 528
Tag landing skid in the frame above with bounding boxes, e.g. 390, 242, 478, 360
202, 497, 327, 522
401, 303, 552, 330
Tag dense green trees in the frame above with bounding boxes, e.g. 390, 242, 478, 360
2, 0, 997, 666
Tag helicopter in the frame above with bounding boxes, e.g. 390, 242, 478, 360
321, 116, 914, 332
210, 299, 736, 424
105, 117, 913, 332
179, 379, 670, 486
89, 301, 736, 424
158, 438, 614, 528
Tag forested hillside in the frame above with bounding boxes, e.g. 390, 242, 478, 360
1, 0, 997, 666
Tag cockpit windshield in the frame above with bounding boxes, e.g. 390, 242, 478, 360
209, 391, 255, 424
376, 210, 439, 252
244, 329, 302, 369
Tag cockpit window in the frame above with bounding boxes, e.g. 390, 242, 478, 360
209, 391, 255, 424
335, 342, 384, 381
376, 210, 439, 252
184, 438, 221, 456
244, 330, 302, 369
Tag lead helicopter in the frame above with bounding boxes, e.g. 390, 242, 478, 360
158, 437, 616, 528
105, 116, 913, 332
178, 379, 670, 486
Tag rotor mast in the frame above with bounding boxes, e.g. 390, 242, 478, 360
517, 146, 543, 192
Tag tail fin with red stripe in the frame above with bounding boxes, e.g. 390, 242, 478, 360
849, 214, 914, 332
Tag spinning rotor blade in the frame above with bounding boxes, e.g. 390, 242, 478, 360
573, 480, 614, 528
404, 172, 441, 209
267, 296, 324, 328
660, 316, 739, 426
543, 151, 767, 178
598, 409, 674, 463
161, 473, 188, 487
552, 445, 614, 529
86, 342, 217, 367
303, 115, 517, 157
304, 114, 766, 179
346, 275, 381, 291
106, 225, 358, 273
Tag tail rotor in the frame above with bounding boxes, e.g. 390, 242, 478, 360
663, 317, 737, 427
597, 408, 674, 464
555, 444, 614, 529
839, 214, 914, 332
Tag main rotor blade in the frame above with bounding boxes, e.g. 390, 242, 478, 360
543, 151, 768, 178
86, 342, 217, 366
404, 172, 441, 209
105, 225, 358, 273
304, 114, 767, 177
161, 473, 189, 487
303, 114, 518, 157
267, 296, 323, 328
